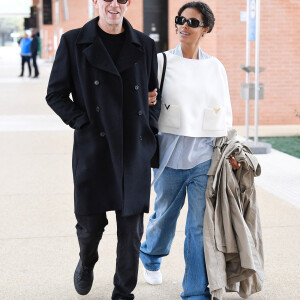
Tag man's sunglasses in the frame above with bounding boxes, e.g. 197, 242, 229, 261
175, 16, 205, 28
103, 0, 129, 4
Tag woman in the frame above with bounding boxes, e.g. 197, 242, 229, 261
140, 2, 240, 299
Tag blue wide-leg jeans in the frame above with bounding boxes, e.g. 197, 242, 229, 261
140, 160, 211, 300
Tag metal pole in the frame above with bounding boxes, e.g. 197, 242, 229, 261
245, 0, 250, 141
254, 0, 260, 144
63, 0, 69, 21
45, 29, 48, 59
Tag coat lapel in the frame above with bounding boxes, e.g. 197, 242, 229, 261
116, 19, 144, 74
76, 17, 145, 75
82, 39, 120, 77
76, 17, 120, 77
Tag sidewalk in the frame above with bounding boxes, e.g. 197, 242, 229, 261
0, 47, 299, 300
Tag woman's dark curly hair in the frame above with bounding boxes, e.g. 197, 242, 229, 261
178, 1, 215, 33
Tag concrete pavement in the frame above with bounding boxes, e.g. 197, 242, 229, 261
0, 46, 299, 300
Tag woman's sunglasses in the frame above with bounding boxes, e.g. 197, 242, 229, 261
175, 16, 205, 28
103, 0, 128, 4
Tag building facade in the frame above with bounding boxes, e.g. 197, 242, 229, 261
32, 0, 300, 127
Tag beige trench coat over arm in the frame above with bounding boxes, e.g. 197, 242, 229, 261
203, 130, 265, 300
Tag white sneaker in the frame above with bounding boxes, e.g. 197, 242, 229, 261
143, 267, 162, 285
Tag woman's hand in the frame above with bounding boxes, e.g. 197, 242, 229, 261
229, 155, 241, 170
148, 89, 157, 106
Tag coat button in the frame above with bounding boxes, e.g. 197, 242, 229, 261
94, 80, 100, 86
100, 132, 106, 137
135, 85, 139, 91
96, 106, 100, 112
137, 110, 143, 116
139, 135, 143, 141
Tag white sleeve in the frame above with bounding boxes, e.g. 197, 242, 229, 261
157, 53, 164, 88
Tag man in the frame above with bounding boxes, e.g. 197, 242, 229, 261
30, 29, 39, 78
19, 33, 31, 77
45, 0, 160, 299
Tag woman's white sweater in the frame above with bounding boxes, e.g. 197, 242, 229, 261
157, 52, 232, 137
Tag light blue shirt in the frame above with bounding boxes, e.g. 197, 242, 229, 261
153, 44, 215, 184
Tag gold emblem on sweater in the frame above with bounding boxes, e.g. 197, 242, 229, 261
214, 108, 221, 114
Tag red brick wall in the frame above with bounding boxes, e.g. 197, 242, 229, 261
126, 0, 143, 31
258, 0, 300, 126
35, 0, 300, 126
33, 0, 93, 59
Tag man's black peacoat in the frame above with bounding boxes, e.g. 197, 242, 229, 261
46, 17, 160, 216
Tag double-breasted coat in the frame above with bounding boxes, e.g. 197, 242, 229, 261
46, 17, 160, 216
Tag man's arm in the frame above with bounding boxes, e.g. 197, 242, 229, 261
148, 40, 161, 135
46, 34, 89, 130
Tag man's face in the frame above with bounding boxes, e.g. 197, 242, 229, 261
93, 0, 130, 30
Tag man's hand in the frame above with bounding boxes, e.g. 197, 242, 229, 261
229, 155, 241, 170
148, 89, 157, 106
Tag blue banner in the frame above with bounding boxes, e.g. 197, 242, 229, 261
249, 0, 256, 41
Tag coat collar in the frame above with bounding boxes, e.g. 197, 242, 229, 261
171, 44, 211, 60
76, 17, 144, 75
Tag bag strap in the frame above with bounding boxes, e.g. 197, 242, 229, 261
158, 52, 167, 99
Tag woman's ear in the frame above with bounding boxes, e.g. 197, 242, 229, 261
202, 27, 209, 37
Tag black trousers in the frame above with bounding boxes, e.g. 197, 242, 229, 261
75, 211, 144, 300
31, 54, 39, 76
20, 55, 31, 76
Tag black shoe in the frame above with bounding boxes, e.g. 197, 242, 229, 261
18, 74, 23, 77
32, 75, 39, 78
113, 296, 134, 300
74, 259, 94, 295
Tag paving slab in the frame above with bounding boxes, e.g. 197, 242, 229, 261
255, 149, 300, 209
